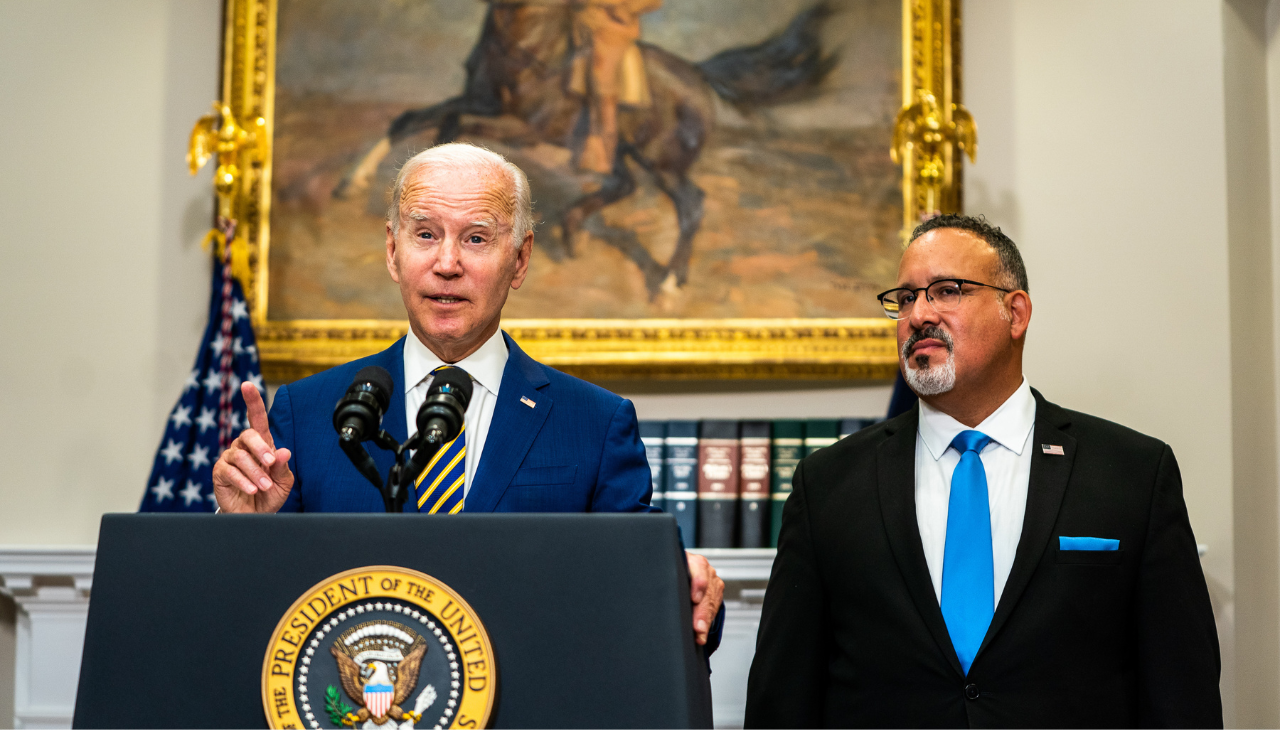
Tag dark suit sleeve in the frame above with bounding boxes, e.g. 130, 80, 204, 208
267, 383, 303, 513
1136, 445, 1222, 727
745, 460, 828, 728
589, 398, 657, 513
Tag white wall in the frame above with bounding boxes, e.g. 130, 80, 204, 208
0, 0, 219, 545
964, 0, 1280, 723
967, 0, 1235, 588
1225, 0, 1280, 724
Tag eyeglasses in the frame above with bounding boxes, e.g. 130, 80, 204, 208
876, 279, 1012, 320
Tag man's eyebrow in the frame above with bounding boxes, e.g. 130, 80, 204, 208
469, 218, 493, 228
903, 275, 962, 285
409, 212, 428, 222
893, 275, 955, 289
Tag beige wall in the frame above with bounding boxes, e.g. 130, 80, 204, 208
967, 0, 1236, 591
1225, 0, 1280, 725
964, 0, 1280, 723
0, 0, 220, 545
1, 0, 1276, 725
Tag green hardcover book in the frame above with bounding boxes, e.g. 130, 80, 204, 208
805, 419, 840, 456
769, 420, 805, 547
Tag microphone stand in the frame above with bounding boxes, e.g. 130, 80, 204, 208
341, 429, 446, 514
335, 368, 466, 514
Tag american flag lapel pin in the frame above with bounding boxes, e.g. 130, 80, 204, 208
520, 396, 537, 409
1041, 444, 1065, 456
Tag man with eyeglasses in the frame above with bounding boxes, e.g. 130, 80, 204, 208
745, 214, 1221, 727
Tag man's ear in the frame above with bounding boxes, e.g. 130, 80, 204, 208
385, 222, 400, 283
1007, 290, 1031, 340
510, 230, 534, 290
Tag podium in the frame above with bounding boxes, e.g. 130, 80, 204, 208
72, 513, 712, 729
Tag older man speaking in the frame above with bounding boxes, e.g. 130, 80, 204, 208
745, 214, 1221, 727
212, 143, 723, 645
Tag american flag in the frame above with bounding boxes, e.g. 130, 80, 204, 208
140, 223, 262, 512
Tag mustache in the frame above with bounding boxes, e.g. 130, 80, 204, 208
901, 326, 954, 360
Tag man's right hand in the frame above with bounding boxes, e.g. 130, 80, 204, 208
212, 381, 294, 513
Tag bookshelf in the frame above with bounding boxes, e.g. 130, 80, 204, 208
643, 417, 881, 550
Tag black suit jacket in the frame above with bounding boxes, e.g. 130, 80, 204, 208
745, 390, 1221, 728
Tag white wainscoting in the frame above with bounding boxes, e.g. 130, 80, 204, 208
692, 548, 774, 729
0, 547, 96, 729
0, 546, 773, 730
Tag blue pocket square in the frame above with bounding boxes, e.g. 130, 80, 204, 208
1059, 536, 1120, 551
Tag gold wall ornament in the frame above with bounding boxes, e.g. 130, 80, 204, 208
202, 0, 963, 383
891, 90, 977, 223
188, 100, 269, 286
894, 0, 977, 235
189, 103, 268, 217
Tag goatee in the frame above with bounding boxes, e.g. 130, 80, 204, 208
901, 326, 956, 396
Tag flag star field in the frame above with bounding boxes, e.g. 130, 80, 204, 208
140, 264, 262, 512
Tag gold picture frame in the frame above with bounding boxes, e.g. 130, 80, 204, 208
203, 0, 973, 383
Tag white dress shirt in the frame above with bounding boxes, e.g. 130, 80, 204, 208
403, 329, 508, 497
915, 377, 1036, 606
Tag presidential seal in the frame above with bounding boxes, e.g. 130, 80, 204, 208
263, 566, 496, 730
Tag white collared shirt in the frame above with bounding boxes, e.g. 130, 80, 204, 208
403, 329, 508, 497
915, 377, 1036, 606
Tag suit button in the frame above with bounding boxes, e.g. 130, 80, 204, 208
965, 683, 980, 700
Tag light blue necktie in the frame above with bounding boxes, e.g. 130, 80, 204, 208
940, 429, 994, 675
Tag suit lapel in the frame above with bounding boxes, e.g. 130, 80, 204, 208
977, 389, 1075, 655
381, 338, 409, 444
877, 409, 965, 677
463, 333, 552, 513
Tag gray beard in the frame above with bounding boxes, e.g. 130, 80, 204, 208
903, 351, 956, 396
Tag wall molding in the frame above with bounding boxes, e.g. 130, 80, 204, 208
0, 546, 96, 730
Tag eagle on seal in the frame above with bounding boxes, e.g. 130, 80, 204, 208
331, 642, 428, 726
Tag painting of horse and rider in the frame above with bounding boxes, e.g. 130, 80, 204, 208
269, 0, 903, 321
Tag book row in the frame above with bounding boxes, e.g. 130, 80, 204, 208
640, 418, 883, 549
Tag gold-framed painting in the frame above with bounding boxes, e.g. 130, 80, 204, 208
204, 0, 973, 382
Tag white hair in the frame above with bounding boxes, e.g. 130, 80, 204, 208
387, 142, 533, 248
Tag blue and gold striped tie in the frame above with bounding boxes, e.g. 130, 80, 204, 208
413, 368, 468, 514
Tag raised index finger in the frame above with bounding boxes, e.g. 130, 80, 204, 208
242, 381, 273, 447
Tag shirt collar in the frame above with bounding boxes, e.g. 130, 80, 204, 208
403, 328, 508, 396
917, 377, 1035, 460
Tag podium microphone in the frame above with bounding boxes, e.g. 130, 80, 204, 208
417, 367, 473, 444
332, 366, 394, 489
401, 367, 473, 491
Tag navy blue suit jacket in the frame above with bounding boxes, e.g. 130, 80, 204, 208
266, 332, 723, 656
268, 333, 655, 514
